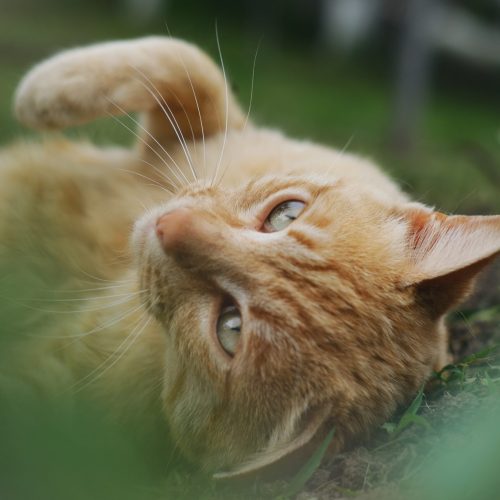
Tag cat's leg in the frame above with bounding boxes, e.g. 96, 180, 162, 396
14, 37, 246, 155
0, 142, 163, 412
0, 140, 156, 305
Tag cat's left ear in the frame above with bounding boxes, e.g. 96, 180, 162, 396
403, 208, 500, 317
213, 405, 334, 482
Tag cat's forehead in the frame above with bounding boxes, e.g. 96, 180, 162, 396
230, 174, 336, 210
172, 175, 335, 218
172, 174, 396, 228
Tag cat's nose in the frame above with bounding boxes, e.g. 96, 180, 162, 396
155, 208, 193, 252
155, 207, 218, 254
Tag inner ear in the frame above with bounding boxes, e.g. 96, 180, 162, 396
213, 404, 333, 482
416, 254, 497, 319
402, 208, 500, 316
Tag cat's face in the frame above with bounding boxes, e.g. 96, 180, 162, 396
132, 173, 454, 473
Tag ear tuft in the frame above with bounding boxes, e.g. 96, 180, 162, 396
404, 209, 500, 316
408, 211, 500, 281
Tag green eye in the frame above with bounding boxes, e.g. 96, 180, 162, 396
216, 306, 241, 356
264, 200, 305, 232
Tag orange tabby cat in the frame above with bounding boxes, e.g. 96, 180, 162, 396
1, 37, 499, 479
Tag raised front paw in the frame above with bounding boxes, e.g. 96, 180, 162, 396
14, 37, 245, 138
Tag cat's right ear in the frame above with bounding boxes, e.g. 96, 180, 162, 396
14, 37, 245, 149
402, 208, 500, 317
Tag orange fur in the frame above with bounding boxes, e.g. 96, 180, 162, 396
1, 37, 499, 478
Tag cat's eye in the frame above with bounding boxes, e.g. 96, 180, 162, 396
216, 305, 241, 356
263, 200, 306, 232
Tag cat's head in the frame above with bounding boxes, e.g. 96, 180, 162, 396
132, 172, 500, 478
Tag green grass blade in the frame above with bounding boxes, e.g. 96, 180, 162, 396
460, 344, 499, 366
405, 386, 424, 417
282, 427, 336, 498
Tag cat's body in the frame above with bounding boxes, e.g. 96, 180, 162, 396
1, 37, 499, 478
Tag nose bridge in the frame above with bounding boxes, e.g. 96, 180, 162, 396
155, 204, 254, 284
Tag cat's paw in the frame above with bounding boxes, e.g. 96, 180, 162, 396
14, 41, 136, 129
14, 37, 245, 139
15, 65, 87, 129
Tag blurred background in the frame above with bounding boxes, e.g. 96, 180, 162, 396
0, 0, 499, 212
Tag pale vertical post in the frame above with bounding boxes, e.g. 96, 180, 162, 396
391, 0, 436, 151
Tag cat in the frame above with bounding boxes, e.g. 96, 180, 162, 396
1, 36, 499, 480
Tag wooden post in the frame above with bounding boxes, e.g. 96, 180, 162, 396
391, 0, 435, 152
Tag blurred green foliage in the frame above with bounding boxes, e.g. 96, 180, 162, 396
1, 401, 156, 500
409, 397, 500, 500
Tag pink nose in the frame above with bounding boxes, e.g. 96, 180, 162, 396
155, 208, 194, 252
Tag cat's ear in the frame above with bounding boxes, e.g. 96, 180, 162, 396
213, 405, 333, 482
403, 208, 500, 317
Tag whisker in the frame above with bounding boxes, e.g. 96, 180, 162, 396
71, 264, 135, 284
137, 198, 149, 211
1, 293, 142, 315
71, 314, 152, 394
76, 278, 136, 288
104, 105, 184, 189
216, 39, 262, 188
104, 100, 187, 188
169, 89, 198, 162
36, 281, 134, 295
33, 301, 146, 340
165, 22, 207, 184
22, 289, 146, 304
217, 38, 262, 187
212, 22, 230, 188
129, 67, 197, 183
117, 166, 176, 196
215, 158, 233, 187
338, 134, 355, 157
242, 38, 261, 132
107, 113, 179, 188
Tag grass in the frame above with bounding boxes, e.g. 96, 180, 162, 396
0, 1, 499, 499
